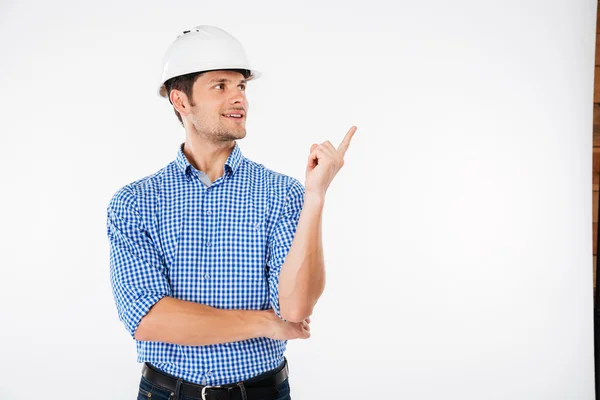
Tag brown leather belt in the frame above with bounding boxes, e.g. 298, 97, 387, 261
141, 358, 289, 400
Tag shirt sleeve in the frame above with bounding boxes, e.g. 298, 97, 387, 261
106, 185, 172, 340
266, 178, 305, 321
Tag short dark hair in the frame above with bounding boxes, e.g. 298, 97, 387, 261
164, 69, 251, 127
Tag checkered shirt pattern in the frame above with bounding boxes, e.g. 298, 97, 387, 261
106, 141, 304, 385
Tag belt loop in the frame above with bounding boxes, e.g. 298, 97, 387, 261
171, 378, 183, 400
236, 382, 247, 400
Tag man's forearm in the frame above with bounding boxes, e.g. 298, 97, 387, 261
278, 192, 326, 322
134, 296, 270, 345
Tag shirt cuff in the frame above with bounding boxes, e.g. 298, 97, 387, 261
122, 293, 167, 340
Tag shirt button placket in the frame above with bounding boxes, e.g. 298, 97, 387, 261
203, 189, 213, 281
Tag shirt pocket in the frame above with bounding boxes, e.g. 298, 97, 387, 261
237, 213, 267, 265
214, 215, 269, 309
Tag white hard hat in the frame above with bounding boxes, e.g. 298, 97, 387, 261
158, 25, 261, 98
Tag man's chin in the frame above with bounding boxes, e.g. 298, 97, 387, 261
221, 130, 246, 141
233, 128, 246, 139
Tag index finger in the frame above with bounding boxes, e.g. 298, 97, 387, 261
337, 126, 357, 157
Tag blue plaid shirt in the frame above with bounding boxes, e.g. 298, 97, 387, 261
106, 141, 305, 385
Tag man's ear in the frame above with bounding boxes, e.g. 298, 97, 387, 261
170, 89, 189, 116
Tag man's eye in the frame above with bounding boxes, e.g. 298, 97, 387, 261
214, 84, 245, 91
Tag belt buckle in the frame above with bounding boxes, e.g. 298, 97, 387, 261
201, 385, 222, 400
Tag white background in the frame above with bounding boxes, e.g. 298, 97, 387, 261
0, 0, 596, 399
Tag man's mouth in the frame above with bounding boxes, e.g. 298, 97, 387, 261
222, 113, 245, 120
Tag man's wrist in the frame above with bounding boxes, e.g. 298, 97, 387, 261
247, 310, 272, 339
304, 191, 326, 208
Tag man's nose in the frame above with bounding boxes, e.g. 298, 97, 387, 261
229, 89, 247, 105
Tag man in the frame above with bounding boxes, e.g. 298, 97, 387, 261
107, 25, 356, 400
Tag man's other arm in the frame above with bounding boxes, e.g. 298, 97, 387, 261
133, 297, 271, 345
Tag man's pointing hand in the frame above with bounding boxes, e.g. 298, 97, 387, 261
305, 126, 357, 197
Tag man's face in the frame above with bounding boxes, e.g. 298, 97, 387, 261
186, 70, 249, 142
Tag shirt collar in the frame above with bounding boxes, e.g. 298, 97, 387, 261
175, 141, 243, 181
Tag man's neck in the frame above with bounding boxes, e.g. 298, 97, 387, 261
183, 136, 235, 183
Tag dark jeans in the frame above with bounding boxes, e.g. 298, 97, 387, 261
136, 367, 291, 400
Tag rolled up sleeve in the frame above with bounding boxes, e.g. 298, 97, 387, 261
266, 178, 305, 321
106, 186, 171, 339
